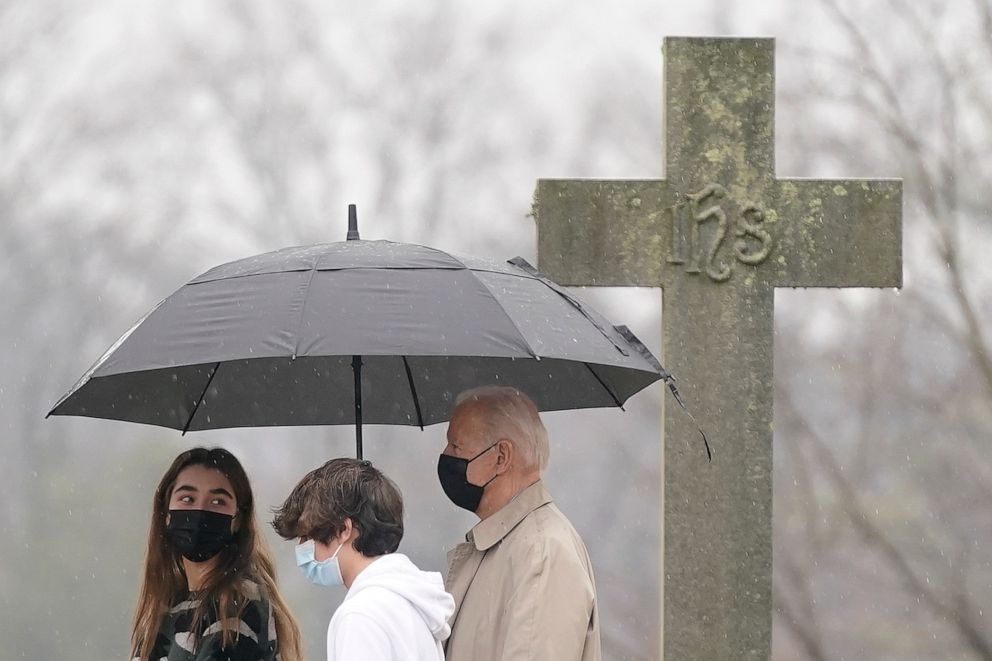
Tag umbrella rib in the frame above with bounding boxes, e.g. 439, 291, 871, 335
507, 257, 631, 357
182, 362, 221, 435
402, 357, 425, 430
584, 363, 624, 410
290, 258, 321, 358
471, 272, 540, 359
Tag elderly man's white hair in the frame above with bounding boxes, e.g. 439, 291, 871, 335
454, 386, 550, 472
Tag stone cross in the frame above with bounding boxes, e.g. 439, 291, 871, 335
533, 37, 901, 660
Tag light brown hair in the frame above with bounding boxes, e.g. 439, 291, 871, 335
272, 458, 403, 557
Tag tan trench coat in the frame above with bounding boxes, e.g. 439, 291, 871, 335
444, 481, 601, 661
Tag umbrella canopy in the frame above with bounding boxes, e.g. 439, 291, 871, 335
49, 226, 671, 457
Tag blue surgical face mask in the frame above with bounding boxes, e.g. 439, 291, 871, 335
295, 538, 344, 587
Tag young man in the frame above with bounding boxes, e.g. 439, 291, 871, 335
273, 458, 454, 661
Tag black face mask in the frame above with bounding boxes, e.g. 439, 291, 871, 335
437, 442, 499, 513
165, 509, 235, 562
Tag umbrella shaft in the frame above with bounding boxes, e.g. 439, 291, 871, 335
352, 355, 363, 459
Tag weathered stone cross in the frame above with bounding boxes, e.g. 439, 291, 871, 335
534, 38, 901, 660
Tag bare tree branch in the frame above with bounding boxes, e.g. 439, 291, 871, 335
940, 241, 992, 401
780, 389, 992, 660
774, 583, 830, 661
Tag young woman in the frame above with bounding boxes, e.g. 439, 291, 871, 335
129, 447, 303, 661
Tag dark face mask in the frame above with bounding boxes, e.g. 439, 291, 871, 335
165, 509, 235, 562
437, 442, 499, 513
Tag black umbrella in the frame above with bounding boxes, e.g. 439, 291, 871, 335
49, 206, 690, 459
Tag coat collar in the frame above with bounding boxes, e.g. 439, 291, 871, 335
468, 480, 553, 551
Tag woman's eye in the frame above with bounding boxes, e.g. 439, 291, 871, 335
211, 498, 227, 506
179, 495, 193, 503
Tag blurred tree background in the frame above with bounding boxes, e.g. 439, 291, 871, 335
1, 1, 988, 659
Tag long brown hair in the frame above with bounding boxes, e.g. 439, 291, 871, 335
129, 447, 303, 661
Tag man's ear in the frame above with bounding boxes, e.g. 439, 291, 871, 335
495, 438, 514, 473
341, 517, 354, 542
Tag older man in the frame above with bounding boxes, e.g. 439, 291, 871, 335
437, 385, 601, 661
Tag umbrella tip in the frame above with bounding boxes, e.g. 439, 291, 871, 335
347, 204, 360, 241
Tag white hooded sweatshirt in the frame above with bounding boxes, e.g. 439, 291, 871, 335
327, 553, 455, 661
